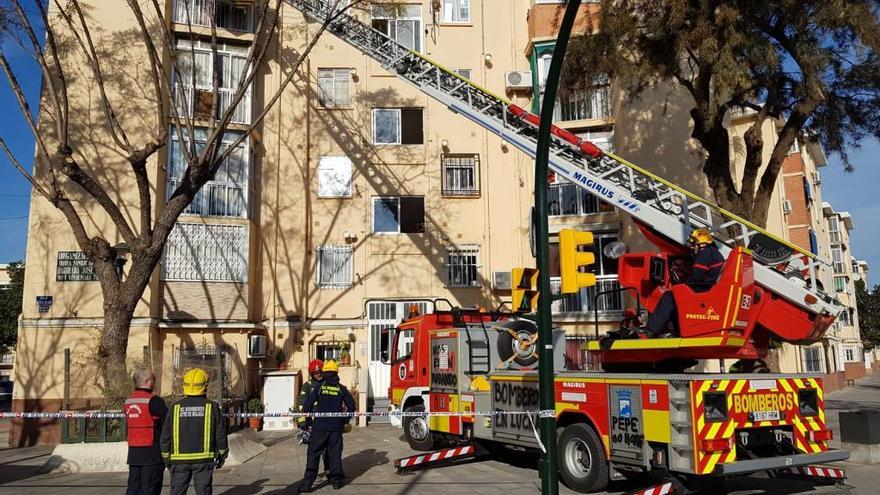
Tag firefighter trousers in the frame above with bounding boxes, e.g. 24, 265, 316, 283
170, 463, 214, 495
646, 291, 677, 335
126, 463, 164, 495
303, 429, 344, 487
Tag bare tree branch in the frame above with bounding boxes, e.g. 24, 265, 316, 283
0, 137, 53, 200
0, 53, 53, 164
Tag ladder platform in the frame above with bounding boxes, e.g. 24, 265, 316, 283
584, 335, 765, 363
585, 336, 746, 351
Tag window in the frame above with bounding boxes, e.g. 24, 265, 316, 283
832, 246, 845, 274
441, 0, 470, 23
549, 233, 623, 314
167, 129, 249, 218
317, 156, 352, 198
809, 228, 818, 256
372, 108, 424, 145
536, 52, 611, 122
548, 168, 613, 216
828, 216, 841, 244
373, 197, 426, 234
316, 245, 354, 288
445, 244, 480, 287
172, 0, 254, 32
455, 69, 472, 80
442, 154, 480, 196
317, 68, 351, 108
833, 276, 847, 293
839, 308, 853, 327
803, 346, 822, 372
162, 223, 248, 282
0, 371, 11, 382
315, 343, 344, 362
371, 4, 422, 52
844, 348, 855, 362
175, 39, 252, 124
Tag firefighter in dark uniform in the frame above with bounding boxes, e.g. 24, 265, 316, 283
298, 360, 356, 492
641, 228, 726, 337
160, 368, 228, 495
296, 359, 330, 474
125, 367, 168, 495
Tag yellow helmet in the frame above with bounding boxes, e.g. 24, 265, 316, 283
183, 368, 209, 396
322, 360, 339, 373
688, 228, 714, 246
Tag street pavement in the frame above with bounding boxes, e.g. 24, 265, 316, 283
1, 374, 879, 495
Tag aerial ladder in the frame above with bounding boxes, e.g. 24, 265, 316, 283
287, 0, 843, 364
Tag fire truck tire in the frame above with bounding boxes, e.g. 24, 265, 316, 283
496, 320, 540, 369
403, 404, 436, 451
557, 423, 609, 493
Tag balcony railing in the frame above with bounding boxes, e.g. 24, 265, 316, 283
550, 276, 624, 315
0, 353, 13, 365
830, 231, 842, 244
173, 0, 254, 33
175, 86, 252, 125
554, 84, 611, 122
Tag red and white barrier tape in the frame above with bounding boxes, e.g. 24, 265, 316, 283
0, 409, 556, 420
397, 445, 475, 468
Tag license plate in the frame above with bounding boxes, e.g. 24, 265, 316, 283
751, 410, 782, 421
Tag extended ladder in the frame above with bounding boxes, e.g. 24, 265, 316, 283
287, 0, 842, 319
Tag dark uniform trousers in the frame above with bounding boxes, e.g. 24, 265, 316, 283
304, 429, 344, 486
126, 464, 164, 495
171, 464, 214, 495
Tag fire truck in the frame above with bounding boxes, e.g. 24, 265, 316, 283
286, 2, 850, 492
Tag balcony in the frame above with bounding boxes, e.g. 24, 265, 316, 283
550, 276, 624, 316
173, 0, 254, 33
175, 86, 252, 125
554, 84, 611, 123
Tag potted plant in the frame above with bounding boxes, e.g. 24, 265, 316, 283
247, 398, 264, 430
275, 349, 288, 370
339, 343, 351, 366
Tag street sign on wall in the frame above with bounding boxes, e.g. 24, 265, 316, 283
56, 251, 97, 282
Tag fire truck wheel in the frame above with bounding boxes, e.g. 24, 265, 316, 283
497, 320, 540, 369
403, 404, 436, 451
557, 423, 609, 493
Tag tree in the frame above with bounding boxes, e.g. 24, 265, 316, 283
0, 262, 24, 351
567, 0, 880, 226
855, 279, 880, 348
0, 0, 368, 382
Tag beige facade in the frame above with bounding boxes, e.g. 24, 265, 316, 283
13, 0, 869, 446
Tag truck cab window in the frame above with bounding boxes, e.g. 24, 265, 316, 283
392, 328, 414, 363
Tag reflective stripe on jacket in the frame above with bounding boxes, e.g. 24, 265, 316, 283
160, 396, 228, 464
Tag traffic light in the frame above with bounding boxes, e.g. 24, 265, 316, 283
559, 229, 597, 293
511, 267, 540, 313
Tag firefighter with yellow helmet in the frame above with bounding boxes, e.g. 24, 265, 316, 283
640, 228, 725, 337
298, 360, 356, 492
160, 368, 228, 495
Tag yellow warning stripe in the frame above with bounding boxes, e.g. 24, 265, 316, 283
703, 451, 723, 474
728, 287, 743, 327
722, 286, 735, 329
705, 422, 722, 440
779, 379, 795, 394
585, 337, 745, 351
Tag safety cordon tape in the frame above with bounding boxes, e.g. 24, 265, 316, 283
0, 410, 558, 420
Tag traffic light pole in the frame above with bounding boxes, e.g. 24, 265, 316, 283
534, 1, 582, 494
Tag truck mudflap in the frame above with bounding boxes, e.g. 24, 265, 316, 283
713, 449, 849, 475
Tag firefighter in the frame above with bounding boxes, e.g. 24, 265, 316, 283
641, 228, 725, 337
125, 367, 168, 495
298, 360, 356, 492
160, 368, 228, 495
296, 359, 330, 475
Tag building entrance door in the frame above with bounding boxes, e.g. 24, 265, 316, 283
366, 301, 431, 399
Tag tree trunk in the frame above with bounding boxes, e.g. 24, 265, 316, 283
99, 302, 134, 404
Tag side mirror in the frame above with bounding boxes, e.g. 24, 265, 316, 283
650, 256, 666, 285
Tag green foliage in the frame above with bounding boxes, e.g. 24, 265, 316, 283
0, 261, 24, 351
567, 1, 880, 222
247, 397, 264, 413
855, 279, 880, 348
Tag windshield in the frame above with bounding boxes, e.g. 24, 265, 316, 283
391, 327, 414, 364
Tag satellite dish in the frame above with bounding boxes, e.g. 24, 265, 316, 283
603, 241, 629, 260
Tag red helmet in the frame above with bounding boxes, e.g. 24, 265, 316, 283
308, 359, 324, 375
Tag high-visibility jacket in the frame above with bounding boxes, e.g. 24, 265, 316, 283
125, 389, 160, 447
160, 396, 228, 464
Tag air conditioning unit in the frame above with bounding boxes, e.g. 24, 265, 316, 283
782, 200, 793, 213
505, 71, 532, 90
247, 334, 267, 359
812, 172, 822, 185
493, 271, 512, 290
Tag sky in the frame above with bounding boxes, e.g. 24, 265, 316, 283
0, 27, 877, 287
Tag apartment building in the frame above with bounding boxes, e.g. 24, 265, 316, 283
13, 0, 868, 444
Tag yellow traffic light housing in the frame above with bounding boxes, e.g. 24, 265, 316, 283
511, 267, 540, 313
559, 229, 597, 293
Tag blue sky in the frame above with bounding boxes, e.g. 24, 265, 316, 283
1, 33, 877, 287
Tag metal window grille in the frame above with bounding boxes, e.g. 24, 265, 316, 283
548, 182, 600, 216
445, 244, 480, 287
828, 217, 842, 244
803, 346, 822, 372
172, 343, 232, 401
162, 223, 248, 281
555, 83, 611, 122
172, 0, 253, 32
550, 277, 624, 315
834, 277, 846, 293
173, 39, 252, 124
166, 129, 249, 218
367, 301, 429, 361
371, 4, 422, 52
832, 247, 845, 274
316, 245, 354, 288
441, 154, 480, 196
317, 68, 351, 107
441, 0, 470, 23
0, 353, 13, 365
